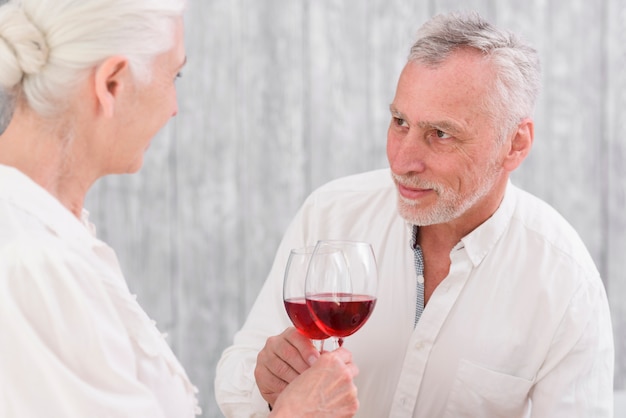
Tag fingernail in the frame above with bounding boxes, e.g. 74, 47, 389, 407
308, 355, 318, 366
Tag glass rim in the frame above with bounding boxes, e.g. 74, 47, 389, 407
314, 239, 374, 248
289, 246, 317, 255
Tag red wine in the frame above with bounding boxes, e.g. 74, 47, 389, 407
284, 298, 330, 340
306, 293, 376, 338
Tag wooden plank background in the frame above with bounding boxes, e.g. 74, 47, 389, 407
81, 0, 626, 416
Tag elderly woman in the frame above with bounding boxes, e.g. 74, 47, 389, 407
0, 1, 359, 417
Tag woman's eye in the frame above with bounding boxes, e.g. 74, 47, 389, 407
174, 72, 183, 82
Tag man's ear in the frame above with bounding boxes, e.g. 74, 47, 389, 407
502, 117, 534, 172
94, 56, 130, 118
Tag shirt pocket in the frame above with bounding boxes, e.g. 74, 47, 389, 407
443, 359, 534, 418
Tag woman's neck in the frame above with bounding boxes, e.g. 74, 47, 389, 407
0, 108, 92, 219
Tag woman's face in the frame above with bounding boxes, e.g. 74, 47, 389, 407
108, 17, 186, 174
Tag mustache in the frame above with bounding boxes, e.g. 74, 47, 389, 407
391, 172, 442, 193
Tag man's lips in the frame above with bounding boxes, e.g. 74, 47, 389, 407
397, 183, 433, 200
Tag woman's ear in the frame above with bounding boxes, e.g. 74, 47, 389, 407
93, 56, 130, 118
502, 118, 534, 172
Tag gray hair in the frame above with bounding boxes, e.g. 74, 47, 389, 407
0, 0, 186, 119
409, 11, 541, 136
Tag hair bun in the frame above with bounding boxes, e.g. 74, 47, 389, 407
0, 3, 49, 88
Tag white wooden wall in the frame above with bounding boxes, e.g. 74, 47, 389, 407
82, 1, 625, 416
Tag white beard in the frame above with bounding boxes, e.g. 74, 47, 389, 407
392, 160, 502, 226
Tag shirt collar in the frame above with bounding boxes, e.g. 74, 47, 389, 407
404, 181, 517, 267
0, 164, 97, 244
459, 181, 517, 266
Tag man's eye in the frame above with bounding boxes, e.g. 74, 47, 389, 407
393, 117, 408, 127
435, 129, 451, 139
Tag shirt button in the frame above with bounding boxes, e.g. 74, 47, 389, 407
417, 274, 424, 284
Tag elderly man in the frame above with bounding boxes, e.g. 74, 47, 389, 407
215, 11, 614, 418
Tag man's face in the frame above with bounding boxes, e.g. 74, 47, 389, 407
387, 49, 508, 227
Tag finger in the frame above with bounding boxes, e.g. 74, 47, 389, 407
273, 331, 314, 377
255, 335, 299, 405
283, 327, 320, 368
345, 361, 359, 378
254, 362, 289, 396
326, 347, 353, 364
257, 335, 301, 384
318, 348, 359, 378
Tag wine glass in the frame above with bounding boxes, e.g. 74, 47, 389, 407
283, 246, 330, 351
305, 240, 378, 347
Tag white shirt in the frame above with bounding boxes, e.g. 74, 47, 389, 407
0, 164, 200, 418
215, 168, 614, 417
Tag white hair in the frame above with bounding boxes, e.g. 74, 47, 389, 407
409, 11, 541, 138
0, 0, 186, 118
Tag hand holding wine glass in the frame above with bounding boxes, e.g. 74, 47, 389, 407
305, 240, 378, 347
283, 247, 330, 351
